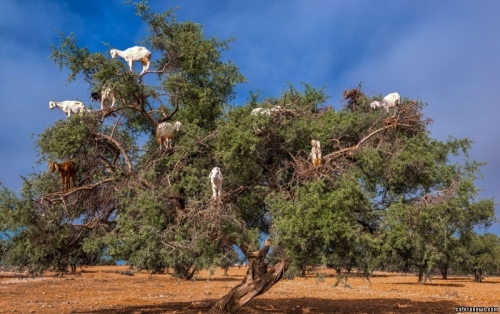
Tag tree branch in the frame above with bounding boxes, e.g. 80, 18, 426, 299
39, 178, 117, 205
93, 133, 133, 173
157, 91, 180, 124
324, 124, 395, 163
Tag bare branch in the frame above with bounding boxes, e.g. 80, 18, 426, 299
157, 91, 180, 124
93, 132, 133, 172
39, 178, 117, 205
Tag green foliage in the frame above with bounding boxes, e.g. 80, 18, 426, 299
381, 152, 496, 281
453, 233, 500, 281
37, 114, 95, 160
0, 184, 102, 273
218, 248, 240, 275
135, 2, 246, 129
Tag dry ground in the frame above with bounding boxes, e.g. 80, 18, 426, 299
1, 266, 499, 313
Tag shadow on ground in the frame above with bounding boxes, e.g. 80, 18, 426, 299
392, 282, 465, 287
71, 297, 460, 313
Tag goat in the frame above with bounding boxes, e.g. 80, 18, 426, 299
49, 100, 91, 117
369, 92, 401, 115
383, 92, 401, 114
310, 140, 322, 167
49, 160, 77, 193
250, 106, 285, 134
251, 108, 272, 116
369, 100, 385, 110
209, 167, 223, 199
110, 46, 151, 76
156, 121, 182, 151
250, 106, 282, 116
91, 87, 116, 110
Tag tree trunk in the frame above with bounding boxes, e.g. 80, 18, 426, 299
474, 269, 483, 283
346, 264, 353, 274
209, 241, 289, 314
417, 266, 425, 284
173, 264, 197, 280
439, 262, 448, 280
441, 268, 448, 280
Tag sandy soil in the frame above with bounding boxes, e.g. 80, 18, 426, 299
0, 266, 499, 313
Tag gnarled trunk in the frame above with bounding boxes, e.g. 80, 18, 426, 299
209, 240, 289, 314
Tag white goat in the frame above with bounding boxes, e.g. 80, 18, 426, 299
110, 46, 151, 76
209, 167, 223, 199
250, 106, 282, 116
250, 106, 284, 134
310, 140, 322, 167
383, 92, 401, 113
369, 100, 385, 110
156, 121, 182, 150
49, 100, 91, 117
369, 92, 400, 115
91, 87, 116, 110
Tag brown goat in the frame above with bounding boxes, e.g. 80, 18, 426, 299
49, 161, 77, 193
156, 121, 182, 151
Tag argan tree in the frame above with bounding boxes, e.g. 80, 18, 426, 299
453, 233, 500, 282
0, 2, 495, 313
381, 155, 496, 283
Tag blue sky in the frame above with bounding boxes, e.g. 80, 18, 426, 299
0, 0, 498, 234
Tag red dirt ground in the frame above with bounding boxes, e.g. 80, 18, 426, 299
1, 266, 499, 313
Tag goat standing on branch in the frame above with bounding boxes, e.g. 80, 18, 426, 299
370, 92, 400, 115
49, 100, 91, 117
110, 46, 151, 76
209, 167, 223, 200
91, 87, 116, 110
49, 161, 77, 193
250, 106, 281, 116
310, 140, 322, 167
250, 106, 299, 118
156, 121, 182, 151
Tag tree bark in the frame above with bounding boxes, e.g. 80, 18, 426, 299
209, 241, 289, 314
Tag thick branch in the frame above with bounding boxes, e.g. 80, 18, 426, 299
93, 133, 133, 173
